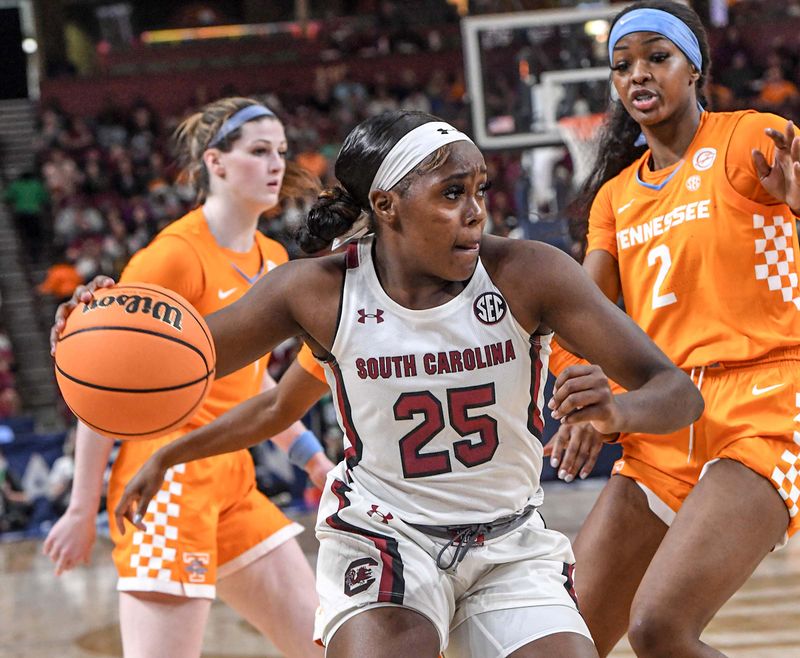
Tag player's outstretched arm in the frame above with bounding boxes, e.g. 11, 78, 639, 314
42, 422, 114, 574
114, 359, 329, 534
533, 244, 704, 436
260, 366, 335, 490
206, 256, 342, 380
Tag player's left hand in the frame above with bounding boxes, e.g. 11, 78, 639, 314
752, 120, 800, 211
549, 364, 622, 435
543, 422, 606, 482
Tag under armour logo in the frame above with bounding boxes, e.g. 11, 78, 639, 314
367, 504, 393, 524
357, 308, 384, 324
436, 128, 452, 135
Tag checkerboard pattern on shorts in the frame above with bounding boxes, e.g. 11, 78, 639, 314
770, 394, 800, 519
129, 463, 185, 581
753, 214, 800, 309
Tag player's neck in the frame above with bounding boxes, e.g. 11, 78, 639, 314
372, 239, 467, 310
641, 103, 702, 171
201, 196, 259, 252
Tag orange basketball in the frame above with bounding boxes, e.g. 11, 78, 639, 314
55, 283, 216, 440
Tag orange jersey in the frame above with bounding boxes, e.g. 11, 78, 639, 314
120, 206, 288, 428
296, 343, 327, 383
588, 111, 800, 369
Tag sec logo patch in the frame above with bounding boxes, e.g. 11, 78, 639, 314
474, 292, 507, 325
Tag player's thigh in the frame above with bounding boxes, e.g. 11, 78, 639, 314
119, 591, 211, 658
217, 536, 317, 623
447, 604, 595, 658
572, 473, 668, 656
631, 458, 789, 637
327, 606, 440, 658
509, 632, 597, 658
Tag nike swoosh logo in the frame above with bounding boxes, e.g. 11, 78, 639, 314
752, 383, 785, 396
218, 288, 237, 300
617, 199, 635, 214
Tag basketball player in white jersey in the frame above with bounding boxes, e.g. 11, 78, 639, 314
60, 110, 704, 657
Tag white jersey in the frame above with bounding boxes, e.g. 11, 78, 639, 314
322, 237, 551, 526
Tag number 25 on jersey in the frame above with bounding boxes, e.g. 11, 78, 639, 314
393, 383, 499, 478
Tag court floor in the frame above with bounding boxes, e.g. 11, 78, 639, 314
2, 478, 799, 657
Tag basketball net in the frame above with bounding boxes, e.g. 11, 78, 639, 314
557, 113, 605, 189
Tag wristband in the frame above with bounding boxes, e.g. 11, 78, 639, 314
288, 430, 324, 469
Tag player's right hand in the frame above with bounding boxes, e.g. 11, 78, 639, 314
544, 422, 607, 482
114, 455, 168, 535
306, 452, 335, 490
50, 275, 116, 356
42, 508, 97, 576
549, 364, 623, 434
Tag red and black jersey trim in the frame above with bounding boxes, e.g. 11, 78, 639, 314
326, 479, 405, 605
345, 242, 360, 269
562, 562, 578, 608
329, 358, 363, 468
527, 336, 545, 440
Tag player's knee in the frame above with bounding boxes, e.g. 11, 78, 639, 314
627, 607, 690, 658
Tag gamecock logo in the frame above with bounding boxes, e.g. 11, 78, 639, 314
344, 556, 378, 596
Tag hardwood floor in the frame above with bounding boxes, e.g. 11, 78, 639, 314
2, 479, 798, 657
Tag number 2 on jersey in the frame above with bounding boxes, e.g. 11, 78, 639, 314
393, 383, 499, 478
648, 244, 678, 309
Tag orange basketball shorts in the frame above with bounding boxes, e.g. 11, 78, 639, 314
613, 347, 800, 538
108, 430, 302, 598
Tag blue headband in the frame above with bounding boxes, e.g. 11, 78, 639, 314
608, 8, 702, 72
208, 105, 276, 147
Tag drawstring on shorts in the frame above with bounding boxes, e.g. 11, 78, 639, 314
435, 524, 490, 571
687, 366, 705, 463
409, 505, 536, 573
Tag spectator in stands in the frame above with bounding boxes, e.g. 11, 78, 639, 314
36, 104, 67, 152
53, 195, 103, 246
112, 154, 146, 198
757, 65, 800, 114
81, 156, 111, 196
41, 148, 83, 202
0, 347, 15, 395
717, 51, 758, 102
60, 116, 96, 158
0, 447, 32, 533
0, 388, 21, 421
294, 138, 329, 181
3, 170, 50, 263
37, 246, 83, 303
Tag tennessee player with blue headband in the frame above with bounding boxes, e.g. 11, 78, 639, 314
544, 1, 800, 656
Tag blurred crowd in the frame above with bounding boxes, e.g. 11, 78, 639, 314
19, 58, 532, 293
0, 323, 19, 421
4, 2, 800, 533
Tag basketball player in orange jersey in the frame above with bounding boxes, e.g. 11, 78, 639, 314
57, 109, 704, 658
43, 97, 333, 658
543, 2, 800, 656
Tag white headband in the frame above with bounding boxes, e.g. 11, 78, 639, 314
369, 121, 474, 194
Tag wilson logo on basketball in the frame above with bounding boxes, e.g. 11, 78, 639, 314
82, 295, 184, 331
473, 292, 507, 325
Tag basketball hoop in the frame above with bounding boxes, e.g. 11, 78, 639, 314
557, 113, 606, 189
